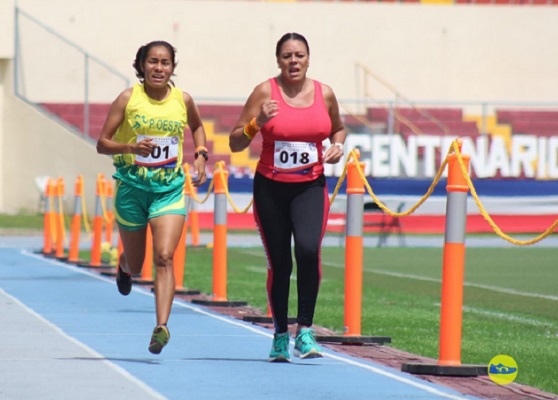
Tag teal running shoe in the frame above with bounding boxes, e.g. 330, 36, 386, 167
268, 332, 291, 362
294, 328, 323, 359
148, 325, 170, 354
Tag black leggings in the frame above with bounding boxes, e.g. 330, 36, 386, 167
253, 173, 329, 333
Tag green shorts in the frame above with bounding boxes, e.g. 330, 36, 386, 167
114, 180, 186, 231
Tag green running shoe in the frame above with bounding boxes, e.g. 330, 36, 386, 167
148, 325, 170, 354
294, 328, 323, 359
268, 332, 291, 362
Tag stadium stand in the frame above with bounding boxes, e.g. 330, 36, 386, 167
41, 102, 558, 172
40, 102, 235, 168
367, 106, 464, 123
495, 109, 558, 136
398, 120, 480, 137
507, 121, 558, 137
41, 102, 108, 140
496, 109, 558, 123
198, 104, 244, 133
366, 106, 479, 137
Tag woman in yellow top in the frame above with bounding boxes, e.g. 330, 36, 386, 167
97, 40, 208, 354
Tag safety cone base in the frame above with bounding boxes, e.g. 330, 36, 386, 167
75, 262, 113, 270
133, 277, 154, 286
35, 250, 54, 256
65, 259, 89, 265
174, 288, 202, 295
151, 287, 202, 296
401, 363, 487, 377
191, 299, 248, 308
242, 316, 296, 324
316, 335, 392, 345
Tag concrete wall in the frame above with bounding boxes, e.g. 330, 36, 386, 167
0, 0, 15, 211
12, 0, 558, 103
1, 60, 114, 213
0, 0, 14, 59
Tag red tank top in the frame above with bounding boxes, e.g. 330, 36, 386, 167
256, 78, 332, 182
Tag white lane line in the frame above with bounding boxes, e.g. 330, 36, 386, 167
244, 265, 557, 326
241, 249, 558, 301
0, 286, 166, 400
22, 249, 475, 400
363, 268, 558, 302
462, 306, 556, 328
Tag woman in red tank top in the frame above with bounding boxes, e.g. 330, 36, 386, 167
230, 33, 347, 363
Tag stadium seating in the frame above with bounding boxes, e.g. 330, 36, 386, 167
198, 105, 244, 133
365, 106, 479, 137
367, 106, 464, 123
46, 102, 558, 172
398, 120, 480, 137
40, 102, 235, 169
495, 109, 558, 137
41, 102, 107, 139
342, 114, 385, 134
496, 109, 558, 123
508, 121, 558, 137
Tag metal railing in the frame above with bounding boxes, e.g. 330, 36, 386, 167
14, 7, 130, 138
351, 61, 558, 136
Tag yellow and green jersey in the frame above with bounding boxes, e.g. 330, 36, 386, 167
112, 83, 186, 193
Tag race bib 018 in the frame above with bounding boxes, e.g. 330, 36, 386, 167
273, 141, 319, 173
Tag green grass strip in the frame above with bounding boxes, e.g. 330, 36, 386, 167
182, 245, 558, 395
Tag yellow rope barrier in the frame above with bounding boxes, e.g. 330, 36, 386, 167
215, 161, 253, 214
100, 189, 112, 224
179, 140, 558, 246
56, 191, 68, 246
329, 158, 350, 206
188, 172, 215, 205
48, 190, 57, 244
80, 190, 91, 233
451, 140, 558, 246
347, 146, 450, 218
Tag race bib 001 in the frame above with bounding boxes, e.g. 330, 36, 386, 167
135, 135, 179, 168
273, 141, 318, 173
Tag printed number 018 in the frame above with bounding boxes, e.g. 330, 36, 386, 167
279, 151, 310, 165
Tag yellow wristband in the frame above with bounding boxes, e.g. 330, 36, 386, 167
249, 117, 261, 131
243, 127, 254, 141
243, 117, 260, 140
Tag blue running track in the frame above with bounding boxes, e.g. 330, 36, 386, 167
0, 239, 483, 400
